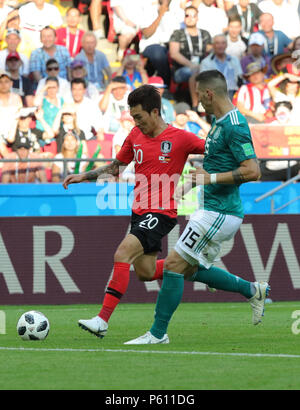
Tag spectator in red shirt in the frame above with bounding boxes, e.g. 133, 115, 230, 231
56, 7, 85, 59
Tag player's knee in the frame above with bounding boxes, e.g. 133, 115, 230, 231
113, 246, 131, 263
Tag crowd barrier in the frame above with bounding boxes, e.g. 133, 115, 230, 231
0, 215, 299, 304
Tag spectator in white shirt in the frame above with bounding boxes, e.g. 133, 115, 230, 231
71, 77, 104, 141
193, 0, 228, 38
0, 28, 29, 77
18, 0, 63, 52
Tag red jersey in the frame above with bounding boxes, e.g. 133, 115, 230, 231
55, 27, 85, 58
116, 125, 205, 218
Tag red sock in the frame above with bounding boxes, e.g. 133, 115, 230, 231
152, 259, 165, 281
98, 262, 130, 323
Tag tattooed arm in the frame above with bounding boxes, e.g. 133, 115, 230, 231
62, 159, 127, 189
189, 158, 261, 186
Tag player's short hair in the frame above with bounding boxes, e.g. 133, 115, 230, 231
196, 70, 228, 96
127, 85, 162, 115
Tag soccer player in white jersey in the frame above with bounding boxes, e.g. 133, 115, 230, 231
125, 70, 270, 345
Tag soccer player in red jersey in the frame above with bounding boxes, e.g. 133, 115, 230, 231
63, 85, 205, 338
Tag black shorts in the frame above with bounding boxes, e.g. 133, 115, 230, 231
130, 212, 177, 254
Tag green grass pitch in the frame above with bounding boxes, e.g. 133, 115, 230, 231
1, 301, 300, 390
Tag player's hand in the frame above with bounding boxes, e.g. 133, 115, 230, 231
189, 167, 211, 185
63, 173, 85, 189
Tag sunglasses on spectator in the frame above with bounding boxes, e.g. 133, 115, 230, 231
47, 66, 59, 71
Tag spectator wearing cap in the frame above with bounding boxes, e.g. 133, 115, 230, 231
241, 32, 272, 77
0, 70, 22, 143
1, 137, 47, 183
147, 75, 175, 124
73, 31, 112, 91
71, 77, 104, 141
99, 75, 130, 133
18, 0, 63, 54
169, 6, 212, 85
29, 26, 71, 84
69, 59, 99, 100
115, 48, 148, 90
110, 0, 142, 61
234, 62, 271, 123
172, 101, 211, 137
0, 28, 29, 76
55, 7, 85, 60
227, 0, 262, 40
5, 51, 35, 106
6, 107, 43, 153
35, 58, 72, 101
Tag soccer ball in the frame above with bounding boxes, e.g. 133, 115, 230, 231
17, 311, 50, 341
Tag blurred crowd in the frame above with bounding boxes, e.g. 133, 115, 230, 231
0, 0, 300, 184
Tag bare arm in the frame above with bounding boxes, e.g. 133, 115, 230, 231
62, 158, 127, 189
142, 1, 168, 39
190, 158, 261, 186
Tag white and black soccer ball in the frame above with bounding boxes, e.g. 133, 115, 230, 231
17, 311, 50, 341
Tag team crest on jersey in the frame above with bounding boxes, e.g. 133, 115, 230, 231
161, 141, 172, 154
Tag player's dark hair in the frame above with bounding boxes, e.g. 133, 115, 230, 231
127, 85, 161, 115
196, 70, 228, 95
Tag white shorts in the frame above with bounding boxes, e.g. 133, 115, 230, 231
113, 16, 139, 36
175, 210, 242, 268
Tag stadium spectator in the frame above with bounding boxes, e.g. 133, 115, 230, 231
35, 58, 72, 101
69, 59, 99, 100
29, 26, 71, 83
0, 0, 12, 26
0, 28, 29, 77
270, 100, 294, 124
51, 102, 87, 153
147, 76, 175, 124
71, 77, 104, 141
189, 34, 243, 107
5, 107, 42, 153
89, 0, 105, 39
74, 31, 111, 91
55, 7, 85, 60
258, 13, 293, 58
169, 6, 212, 85
172, 101, 211, 137
18, 0, 63, 54
110, 0, 141, 62
33, 76, 64, 146
5, 51, 35, 106
267, 71, 300, 108
1, 138, 47, 183
193, 0, 228, 38
138, 0, 182, 87
98, 75, 130, 134
235, 62, 271, 123
0, 70, 22, 142
112, 110, 135, 158
114, 49, 148, 90
226, 0, 262, 40
291, 36, 300, 53
51, 131, 88, 182
225, 16, 247, 60
258, 0, 300, 40
240, 32, 271, 76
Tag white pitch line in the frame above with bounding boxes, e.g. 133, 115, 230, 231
0, 346, 299, 359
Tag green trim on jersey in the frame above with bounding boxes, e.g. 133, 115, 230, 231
201, 109, 256, 218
